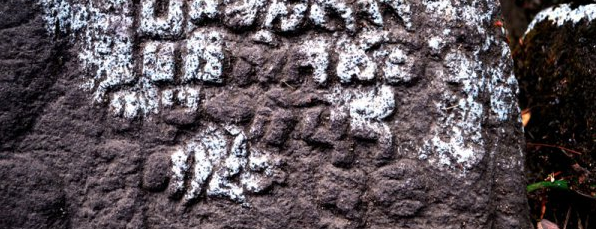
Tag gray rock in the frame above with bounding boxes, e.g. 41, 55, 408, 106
0, 0, 530, 228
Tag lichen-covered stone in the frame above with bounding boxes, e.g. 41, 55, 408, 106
519, 4, 596, 221
0, 0, 530, 227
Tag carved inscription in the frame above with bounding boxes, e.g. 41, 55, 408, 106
38, 0, 519, 206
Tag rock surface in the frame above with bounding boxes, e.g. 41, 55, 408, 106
518, 3, 596, 225
0, 0, 530, 228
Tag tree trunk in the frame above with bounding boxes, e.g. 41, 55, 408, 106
0, 0, 530, 228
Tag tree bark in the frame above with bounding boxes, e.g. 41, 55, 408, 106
0, 0, 530, 228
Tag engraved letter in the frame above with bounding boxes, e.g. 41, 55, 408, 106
263, 0, 308, 32
139, 0, 184, 37
182, 30, 225, 83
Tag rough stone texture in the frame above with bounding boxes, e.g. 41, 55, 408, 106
518, 3, 596, 224
1, 0, 530, 228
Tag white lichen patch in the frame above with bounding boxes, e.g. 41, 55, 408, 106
299, 37, 330, 85
420, 31, 520, 173
422, 0, 456, 22
109, 79, 160, 118
420, 50, 486, 171
54, 1, 138, 109
38, 0, 73, 35
189, 0, 220, 23
177, 86, 203, 112
428, 36, 443, 53
458, 2, 494, 35
37, 0, 232, 118
109, 29, 222, 118
334, 29, 390, 83
525, 3, 596, 36
358, 0, 384, 26
336, 36, 377, 83
379, 0, 412, 29
264, 0, 308, 31
37, 0, 520, 177
487, 42, 518, 121
252, 30, 276, 45
139, 0, 185, 38
357, 28, 388, 50
422, 0, 495, 34
170, 123, 276, 205
326, 85, 395, 147
310, 0, 356, 32
412, 0, 521, 174
110, 85, 203, 118
412, 0, 516, 175
37, 0, 153, 118
170, 148, 191, 192
377, 46, 415, 84
182, 29, 225, 83
37, 0, 422, 119
142, 42, 176, 83
224, 0, 267, 27
349, 86, 395, 121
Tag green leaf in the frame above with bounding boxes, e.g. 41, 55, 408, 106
526, 180, 569, 193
